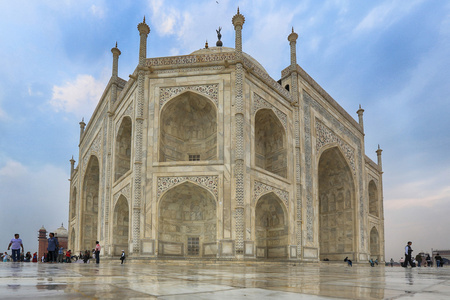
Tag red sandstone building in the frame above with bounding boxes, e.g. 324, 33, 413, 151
38, 224, 68, 261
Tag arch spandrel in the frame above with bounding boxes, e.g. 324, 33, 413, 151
157, 176, 219, 202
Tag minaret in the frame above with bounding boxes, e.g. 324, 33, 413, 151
288, 27, 299, 105
110, 42, 121, 104
376, 145, 383, 171
70, 156, 75, 178
137, 17, 150, 66
79, 118, 86, 142
232, 7, 245, 255
357, 104, 364, 132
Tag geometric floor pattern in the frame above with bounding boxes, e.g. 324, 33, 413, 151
1, 261, 449, 299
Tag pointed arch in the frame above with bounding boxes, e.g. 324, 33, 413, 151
369, 180, 379, 217
370, 226, 380, 260
158, 182, 217, 257
115, 116, 132, 181
112, 195, 129, 255
318, 146, 355, 260
255, 108, 287, 178
81, 155, 100, 251
255, 192, 288, 259
159, 91, 217, 162
70, 187, 77, 220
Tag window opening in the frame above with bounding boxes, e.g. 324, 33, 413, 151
187, 237, 200, 255
189, 154, 200, 161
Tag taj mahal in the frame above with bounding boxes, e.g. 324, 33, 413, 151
68, 9, 384, 262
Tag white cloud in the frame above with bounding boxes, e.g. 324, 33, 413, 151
90, 4, 105, 19
0, 159, 69, 253
49, 74, 107, 119
354, 0, 424, 34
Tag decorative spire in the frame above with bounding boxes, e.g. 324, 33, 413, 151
216, 27, 223, 47
232, 7, 245, 28
376, 145, 383, 171
205, 40, 209, 49
357, 104, 364, 131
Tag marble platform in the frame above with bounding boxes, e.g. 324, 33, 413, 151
0, 261, 449, 299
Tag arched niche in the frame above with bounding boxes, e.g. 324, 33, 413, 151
158, 182, 217, 257
255, 192, 288, 259
81, 155, 100, 251
115, 117, 132, 181
70, 187, 77, 219
255, 109, 287, 178
159, 92, 217, 162
369, 180, 379, 217
112, 195, 129, 256
70, 228, 75, 251
370, 227, 380, 260
318, 147, 355, 260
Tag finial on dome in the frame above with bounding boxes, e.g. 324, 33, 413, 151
237, 7, 240, 14
143, 16, 146, 23
115, 41, 118, 48
205, 40, 209, 49
216, 27, 223, 47
292, 27, 294, 33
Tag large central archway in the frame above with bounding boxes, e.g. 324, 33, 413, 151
81, 155, 100, 251
318, 147, 355, 260
158, 182, 217, 257
255, 192, 288, 259
159, 92, 217, 162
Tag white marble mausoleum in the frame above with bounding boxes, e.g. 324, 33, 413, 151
68, 10, 384, 262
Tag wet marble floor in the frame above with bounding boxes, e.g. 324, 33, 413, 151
0, 261, 449, 299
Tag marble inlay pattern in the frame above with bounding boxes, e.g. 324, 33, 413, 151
157, 176, 219, 200
81, 131, 102, 177
252, 93, 287, 129
146, 52, 236, 67
315, 119, 356, 174
113, 183, 131, 207
253, 181, 289, 208
159, 84, 219, 107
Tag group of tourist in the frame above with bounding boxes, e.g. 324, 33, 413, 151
393, 241, 445, 268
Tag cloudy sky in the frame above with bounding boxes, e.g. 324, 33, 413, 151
1, 0, 449, 261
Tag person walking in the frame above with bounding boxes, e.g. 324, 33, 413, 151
58, 247, 64, 263
7, 234, 24, 262
120, 250, 126, 264
390, 258, 394, 267
403, 241, 415, 268
415, 253, 422, 267
94, 241, 101, 264
47, 233, 59, 263
435, 253, 443, 267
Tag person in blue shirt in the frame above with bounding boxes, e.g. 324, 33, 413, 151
47, 233, 59, 263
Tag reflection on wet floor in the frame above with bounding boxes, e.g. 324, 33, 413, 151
0, 262, 449, 299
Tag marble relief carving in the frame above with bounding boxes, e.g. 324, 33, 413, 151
157, 176, 219, 200
159, 84, 219, 107
254, 181, 289, 208
252, 93, 287, 129
113, 183, 131, 206
315, 119, 356, 174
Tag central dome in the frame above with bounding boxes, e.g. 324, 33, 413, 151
190, 46, 268, 74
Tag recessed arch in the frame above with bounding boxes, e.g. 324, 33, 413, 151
369, 180, 379, 217
255, 192, 288, 259
70, 228, 75, 251
70, 187, 77, 219
318, 146, 355, 260
255, 108, 287, 178
158, 182, 217, 257
370, 226, 380, 260
112, 195, 129, 256
159, 91, 217, 162
115, 116, 132, 181
81, 155, 100, 251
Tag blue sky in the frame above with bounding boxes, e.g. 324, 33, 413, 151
1, 0, 449, 261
